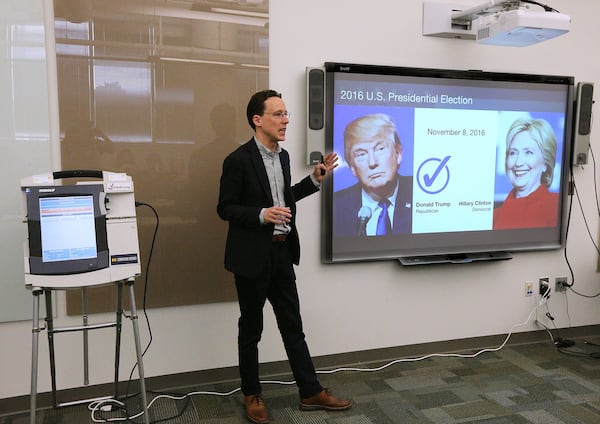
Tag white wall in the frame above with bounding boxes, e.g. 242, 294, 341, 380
2, 0, 600, 400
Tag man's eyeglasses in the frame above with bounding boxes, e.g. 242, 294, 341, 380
263, 111, 291, 119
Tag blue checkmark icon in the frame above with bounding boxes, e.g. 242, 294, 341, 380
423, 155, 451, 187
417, 156, 451, 194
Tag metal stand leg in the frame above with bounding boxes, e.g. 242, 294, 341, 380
114, 281, 124, 399
126, 279, 150, 424
30, 288, 42, 424
82, 287, 89, 386
44, 290, 58, 408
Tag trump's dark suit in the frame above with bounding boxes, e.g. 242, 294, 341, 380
332, 175, 413, 237
217, 138, 323, 398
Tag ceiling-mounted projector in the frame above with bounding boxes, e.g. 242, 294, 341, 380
422, 1, 571, 47
473, 8, 570, 46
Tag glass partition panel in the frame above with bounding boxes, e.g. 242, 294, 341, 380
54, 0, 269, 313
0, 0, 53, 322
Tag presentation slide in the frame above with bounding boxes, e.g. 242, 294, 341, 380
331, 73, 566, 236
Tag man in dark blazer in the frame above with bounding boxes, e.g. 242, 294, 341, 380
333, 113, 413, 237
217, 90, 351, 424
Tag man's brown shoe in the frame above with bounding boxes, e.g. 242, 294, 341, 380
299, 388, 352, 411
244, 394, 270, 424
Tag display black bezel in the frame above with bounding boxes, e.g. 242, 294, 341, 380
25, 184, 109, 275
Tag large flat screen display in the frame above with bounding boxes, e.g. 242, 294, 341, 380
321, 62, 574, 264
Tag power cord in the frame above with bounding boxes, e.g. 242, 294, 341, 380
88, 388, 240, 423
534, 318, 556, 344
91, 201, 161, 423
567, 161, 600, 299
520, 0, 560, 13
555, 338, 600, 358
535, 294, 581, 350
313, 291, 549, 376
88, 390, 192, 424
126, 201, 159, 397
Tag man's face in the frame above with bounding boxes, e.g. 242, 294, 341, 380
349, 134, 401, 195
254, 96, 289, 144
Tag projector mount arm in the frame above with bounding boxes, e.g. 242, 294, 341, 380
452, 1, 518, 22
452, 0, 559, 23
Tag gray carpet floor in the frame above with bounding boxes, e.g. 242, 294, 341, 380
3, 337, 600, 423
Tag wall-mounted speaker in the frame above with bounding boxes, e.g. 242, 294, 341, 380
306, 67, 326, 165
572, 82, 594, 166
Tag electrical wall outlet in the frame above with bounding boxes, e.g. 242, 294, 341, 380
525, 281, 534, 296
539, 277, 550, 296
555, 277, 568, 292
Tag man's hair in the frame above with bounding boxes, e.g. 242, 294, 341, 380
246, 90, 282, 130
505, 118, 557, 187
343, 114, 401, 165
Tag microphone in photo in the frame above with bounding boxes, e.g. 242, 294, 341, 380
357, 206, 372, 237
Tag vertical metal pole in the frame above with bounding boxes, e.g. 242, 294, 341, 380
82, 287, 89, 386
127, 279, 149, 424
30, 288, 42, 424
42, 0, 61, 171
114, 281, 124, 399
45, 290, 58, 408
